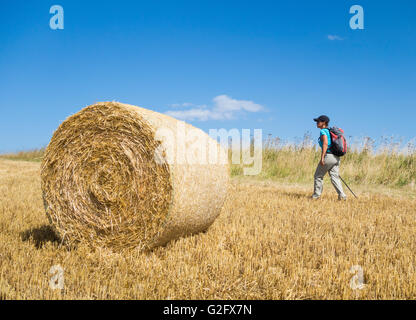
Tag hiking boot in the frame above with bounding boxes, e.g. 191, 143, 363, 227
310, 195, 320, 200
338, 195, 347, 201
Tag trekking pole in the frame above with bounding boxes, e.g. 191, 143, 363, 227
339, 175, 358, 199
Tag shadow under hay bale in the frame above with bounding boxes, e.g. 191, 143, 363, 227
41, 102, 229, 251
21, 225, 60, 249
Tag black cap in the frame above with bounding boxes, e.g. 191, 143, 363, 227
313, 115, 330, 123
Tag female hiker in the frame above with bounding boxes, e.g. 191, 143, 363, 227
311, 115, 347, 200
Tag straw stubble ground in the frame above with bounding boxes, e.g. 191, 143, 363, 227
1, 159, 415, 299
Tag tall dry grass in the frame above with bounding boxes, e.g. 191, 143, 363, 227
230, 135, 416, 188
0, 148, 44, 162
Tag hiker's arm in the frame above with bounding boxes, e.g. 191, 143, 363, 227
320, 134, 328, 165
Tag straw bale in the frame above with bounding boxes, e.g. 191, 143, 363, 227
41, 102, 229, 250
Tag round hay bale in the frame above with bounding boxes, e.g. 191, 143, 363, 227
41, 102, 229, 250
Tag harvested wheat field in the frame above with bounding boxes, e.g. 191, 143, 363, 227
1, 158, 416, 299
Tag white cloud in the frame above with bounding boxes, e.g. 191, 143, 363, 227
166, 95, 264, 121
327, 34, 344, 41
169, 102, 196, 108
213, 95, 263, 112
166, 108, 214, 121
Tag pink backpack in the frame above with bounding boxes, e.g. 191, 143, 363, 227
328, 127, 347, 156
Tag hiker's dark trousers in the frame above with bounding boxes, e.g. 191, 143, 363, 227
313, 153, 346, 199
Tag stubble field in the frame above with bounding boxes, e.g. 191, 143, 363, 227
0, 158, 415, 299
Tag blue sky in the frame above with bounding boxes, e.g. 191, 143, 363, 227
0, 0, 415, 152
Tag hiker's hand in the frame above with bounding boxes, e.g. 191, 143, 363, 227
320, 158, 325, 166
